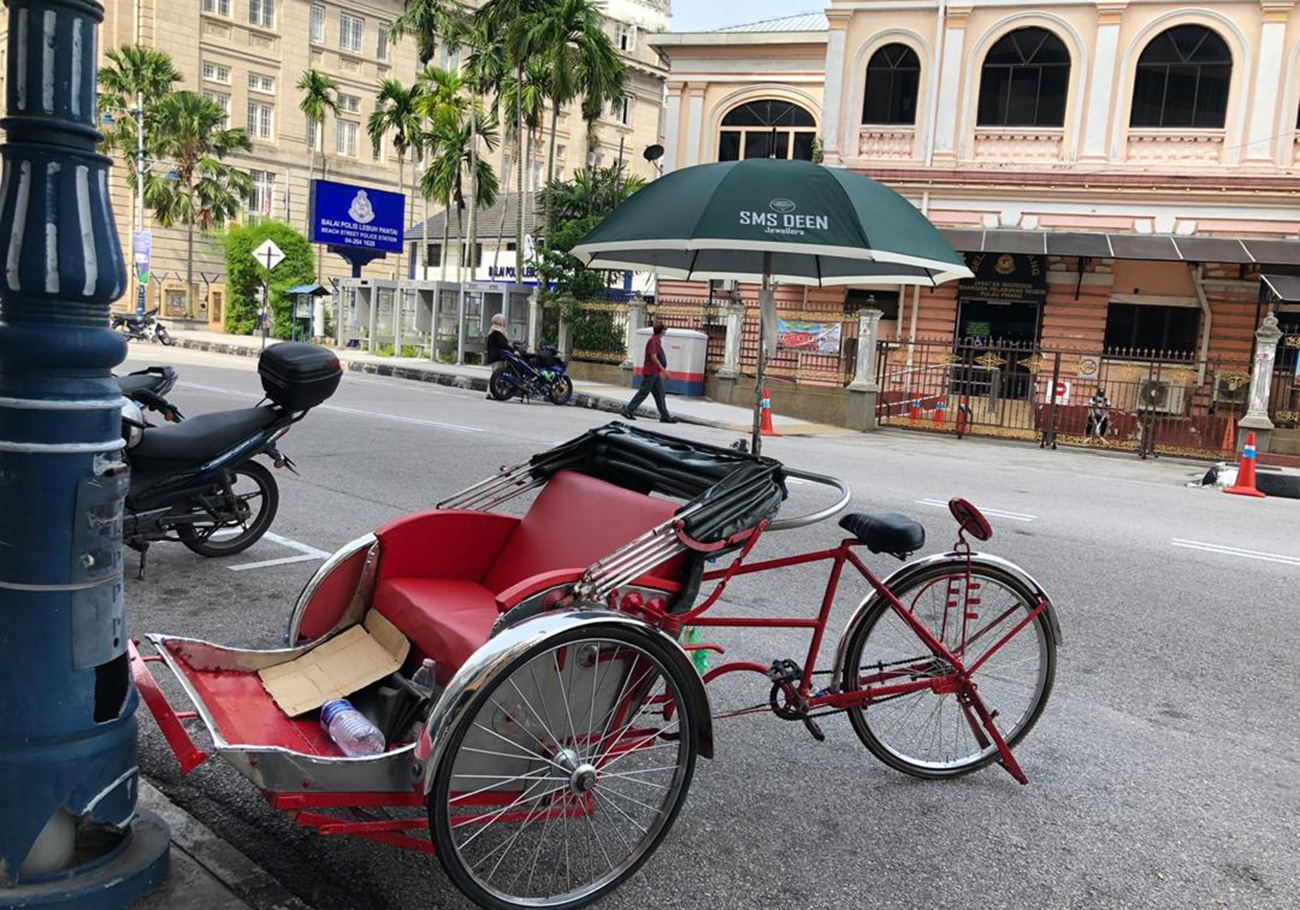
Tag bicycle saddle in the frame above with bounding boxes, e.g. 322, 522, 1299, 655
839, 512, 925, 559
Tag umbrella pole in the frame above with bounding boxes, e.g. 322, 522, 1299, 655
752, 254, 773, 455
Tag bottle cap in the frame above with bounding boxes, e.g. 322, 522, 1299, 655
320, 698, 353, 725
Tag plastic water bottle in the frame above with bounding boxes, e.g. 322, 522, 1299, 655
320, 699, 385, 757
411, 658, 440, 700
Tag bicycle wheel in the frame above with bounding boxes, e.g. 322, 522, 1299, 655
178, 460, 279, 556
429, 625, 698, 910
547, 376, 574, 406
840, 559, 1056, 779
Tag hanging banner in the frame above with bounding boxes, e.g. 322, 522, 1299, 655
777, 318, 842, 355
132, 230, 151, 284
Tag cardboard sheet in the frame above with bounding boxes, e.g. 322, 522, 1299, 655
259, 611, 411, 717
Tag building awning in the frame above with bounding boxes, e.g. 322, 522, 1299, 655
284, 283, 331, 296
1261, 273, 1300, 302
940, 229, 1300, 266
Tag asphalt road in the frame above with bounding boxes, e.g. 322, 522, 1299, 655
123, 346, 1300, 910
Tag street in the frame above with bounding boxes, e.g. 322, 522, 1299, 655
125, 347, 1300, 910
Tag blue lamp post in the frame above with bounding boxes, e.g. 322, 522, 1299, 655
0, 0, 169, 906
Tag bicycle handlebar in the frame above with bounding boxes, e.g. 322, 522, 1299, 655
767, 468, 853, 532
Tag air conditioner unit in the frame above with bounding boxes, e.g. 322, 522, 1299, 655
709, 279, 736, 292
1212, 376, 1250, 405
1137, 379, 1189, 415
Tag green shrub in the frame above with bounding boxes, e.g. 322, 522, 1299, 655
222, 220, 315, 337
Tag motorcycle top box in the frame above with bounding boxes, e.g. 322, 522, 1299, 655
259, 343, 342, 412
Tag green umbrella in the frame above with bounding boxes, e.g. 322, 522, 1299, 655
571, 159, 972, 453
572, 158, 971, 285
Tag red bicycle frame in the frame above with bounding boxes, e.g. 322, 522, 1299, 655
640, 524, 1050, 784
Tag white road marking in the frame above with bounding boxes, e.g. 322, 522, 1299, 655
178, 381, 484, 433
320, 402, 485, 434
915, 498, 1037, 522
1171, 539, 1300, 567
229, 553, 321, 572
228, 531, 330, 572
344, 375, 454, 396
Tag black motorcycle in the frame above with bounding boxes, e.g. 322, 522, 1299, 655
488, 342, 575, 405
119, 343, 341, 576
112, 307, 174, 345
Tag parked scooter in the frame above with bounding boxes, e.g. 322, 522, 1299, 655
111, 307, 174, 345
488, 342, 575, 405
118, 343, 341, 577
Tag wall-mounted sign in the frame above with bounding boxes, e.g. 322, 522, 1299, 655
310, 179, 405, 253
1046, 379, 1072, 405
958, 252, 1048, 307
777, 319, 842, 355
1078, 356, 1100, 379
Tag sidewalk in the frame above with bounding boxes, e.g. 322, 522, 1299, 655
167, 329, 847, 436
132, 781, 313, 910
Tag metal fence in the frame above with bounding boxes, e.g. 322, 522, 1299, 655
877, 338, 1253, 459
1269, 322, 1300, 429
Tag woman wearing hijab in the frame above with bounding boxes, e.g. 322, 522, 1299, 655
485, 313, 511, 400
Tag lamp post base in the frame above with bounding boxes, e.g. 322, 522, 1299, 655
0, 811, 169, 910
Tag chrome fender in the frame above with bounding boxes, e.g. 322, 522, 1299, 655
830, 551, 1061, 693
284, 532, 378, 645
415, 609, 714, 794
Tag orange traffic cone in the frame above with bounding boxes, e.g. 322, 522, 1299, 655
1221, 414, 1237, 453
934, 399, 946, 427
1225, 431, 1266, 498
760, 386, 781, 438
909, 399, 921, 426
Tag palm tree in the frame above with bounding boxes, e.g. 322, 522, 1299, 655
417, 67, 471, 280
98, 45, 182, 243
145, 91, 253, 318
391, 0, 465, 66
529, 0, 625, 184
491, 59, 548, 271
297, 69, 339, 281
476, 0, 552, 277
422, 104, 500, 283
368, 79, 425, 280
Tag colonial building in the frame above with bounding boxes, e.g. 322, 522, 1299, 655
0, 0, 669, 329
650, 3, 1300, 454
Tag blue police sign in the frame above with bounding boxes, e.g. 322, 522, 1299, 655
309, 179, 405, 253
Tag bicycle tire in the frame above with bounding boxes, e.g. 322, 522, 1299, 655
840, 558, 1056, 779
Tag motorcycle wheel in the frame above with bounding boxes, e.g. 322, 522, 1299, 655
488, 368, 516, 401
178, 460, 280, 557
547, 375, 574, 406
157, 326, 174, 346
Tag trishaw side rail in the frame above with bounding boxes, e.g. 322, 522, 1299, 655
129, 639, 210, 775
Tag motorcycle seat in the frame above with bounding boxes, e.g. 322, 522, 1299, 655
131, 406, 280, 471
117, 373, 166, 397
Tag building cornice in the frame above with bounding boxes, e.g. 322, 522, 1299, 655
863, 165, 1300, 200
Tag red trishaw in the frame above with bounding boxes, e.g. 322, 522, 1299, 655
132, 422, 1060, 910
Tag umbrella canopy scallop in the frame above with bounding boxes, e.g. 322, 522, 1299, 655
571, 159, 972, 287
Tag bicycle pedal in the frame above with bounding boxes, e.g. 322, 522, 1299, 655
802, 716, 826, 742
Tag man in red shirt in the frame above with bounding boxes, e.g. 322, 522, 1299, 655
620, 322, 678, 423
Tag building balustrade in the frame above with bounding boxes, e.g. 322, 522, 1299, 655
1125, 129, 1225, 165
971, 128, 1065, 163
857, 126, 917, 160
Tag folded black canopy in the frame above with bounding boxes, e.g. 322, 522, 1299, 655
528, 422, 788, 544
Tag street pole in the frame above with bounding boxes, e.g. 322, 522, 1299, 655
136, 89, 145, 314
0, 0, 169, 904
262, 248, 272, 351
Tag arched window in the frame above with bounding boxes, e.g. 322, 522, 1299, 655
863, 44, 921, 125
976, 27, 1071, 128
718, 100, 817, 161
1130, 25, 1232, 129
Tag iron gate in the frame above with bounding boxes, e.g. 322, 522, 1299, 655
877, 339, 1252, 459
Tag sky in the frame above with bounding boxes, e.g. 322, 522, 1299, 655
669, 1, 817, 33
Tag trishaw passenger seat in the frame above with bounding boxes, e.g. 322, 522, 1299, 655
371, 470, 687, 681
481, 470, 682, 593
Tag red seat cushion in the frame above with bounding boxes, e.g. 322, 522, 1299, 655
482, 470, 680, 594
372, 578, 500, 681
